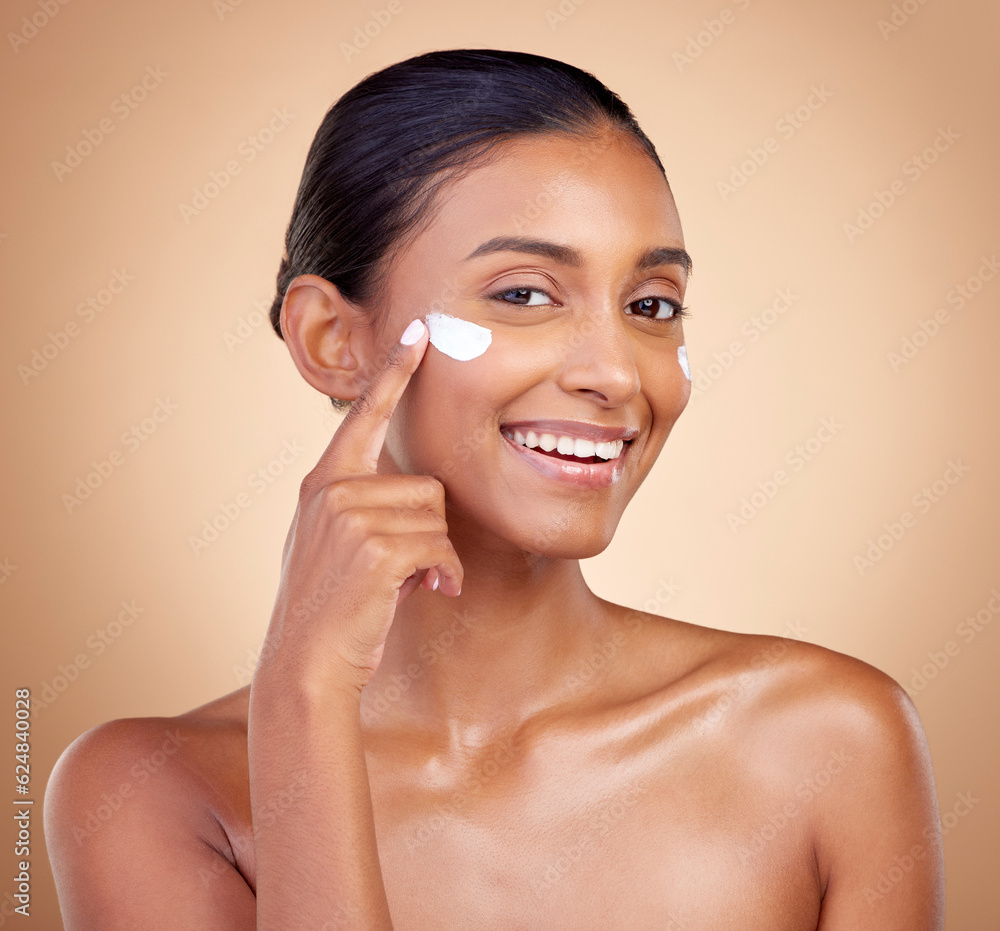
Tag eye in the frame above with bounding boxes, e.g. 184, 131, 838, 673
491, 286, 553, 306
627, 297, 690, 321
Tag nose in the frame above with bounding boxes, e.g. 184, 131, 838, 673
554, 305, 641, 406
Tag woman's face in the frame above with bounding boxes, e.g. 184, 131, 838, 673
369, 130, 691, 559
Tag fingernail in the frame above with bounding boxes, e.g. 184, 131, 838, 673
401, 318, 425, 346
432, 574, 439, 591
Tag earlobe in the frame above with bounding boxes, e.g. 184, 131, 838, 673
279, 274, 369, 401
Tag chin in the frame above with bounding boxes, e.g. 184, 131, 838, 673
512, 515, 620, 561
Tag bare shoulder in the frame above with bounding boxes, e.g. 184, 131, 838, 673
643, 613, 936, 795
628, 608, 927, 751
722, 627, 936, 794
46, 685, 252, 822
45, 688, 254, 931
632, 612, 945, 929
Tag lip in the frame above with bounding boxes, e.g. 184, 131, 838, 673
499, 429, 630, 488
499, 419, 640, 443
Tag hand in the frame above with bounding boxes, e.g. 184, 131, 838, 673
257, 317, 463, 695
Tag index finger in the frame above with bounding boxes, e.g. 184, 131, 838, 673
314, 317, 429, 477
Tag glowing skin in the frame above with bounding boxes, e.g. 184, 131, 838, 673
51, 130, 941, 931
372, 134, 692, 566
425, 312, 493, 361
678, 344, 691, 380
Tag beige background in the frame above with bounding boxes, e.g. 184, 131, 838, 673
2, 0, 997, 927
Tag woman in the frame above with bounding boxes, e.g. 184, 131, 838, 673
45, 49, 944, 929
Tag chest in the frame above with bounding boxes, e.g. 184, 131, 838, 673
223, 730, 822, 929
361, 738, 822, 930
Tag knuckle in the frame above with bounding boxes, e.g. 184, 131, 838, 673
425, 511, 448, 532
383, 344, 408, 372
429, 530, 453, 551
318, 480, 353, 513
408, 474, 444, 508
335, 507, 369, 538
357, 534, 390, 568
346, 390, 377, 421
298, 470, 322, 500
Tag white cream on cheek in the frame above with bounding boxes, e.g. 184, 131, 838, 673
678, 344, 691, 381
425, 312, 492, 361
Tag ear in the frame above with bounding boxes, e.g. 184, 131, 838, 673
278, 274, 373, 402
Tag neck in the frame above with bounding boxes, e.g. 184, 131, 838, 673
360, 515, 615, 750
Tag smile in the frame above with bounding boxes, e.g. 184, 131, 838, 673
498, 420, 638, 488
501, 429, 625, 463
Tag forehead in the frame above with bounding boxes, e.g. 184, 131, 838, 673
398, 132, 684, 266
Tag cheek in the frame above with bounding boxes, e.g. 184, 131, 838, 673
644, 350, 691, 434
386, 349, 507, 474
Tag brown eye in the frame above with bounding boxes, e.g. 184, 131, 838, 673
493, 287, 552, 306
628, 297, 688, 321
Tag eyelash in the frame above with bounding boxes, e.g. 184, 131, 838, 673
489, 286, 690, 322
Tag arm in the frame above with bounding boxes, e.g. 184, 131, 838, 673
44, 719, 256, 931
247, 310, 462, 929
811, 664, 946, 929
248, 672, 389, 930
48, 316, 461, 929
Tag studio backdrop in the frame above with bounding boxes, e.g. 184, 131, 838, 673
1, 0, 997, 927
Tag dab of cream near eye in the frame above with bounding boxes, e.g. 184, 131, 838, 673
425, 312, 492, 361
678, 344, 691, 381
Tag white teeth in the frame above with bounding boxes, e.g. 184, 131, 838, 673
503, 429, 627, 461
556, 436, 575, 455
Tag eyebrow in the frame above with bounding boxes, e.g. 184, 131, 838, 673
463, 236, 693, 277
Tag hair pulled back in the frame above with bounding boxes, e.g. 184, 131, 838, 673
269, 48, 667, 409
